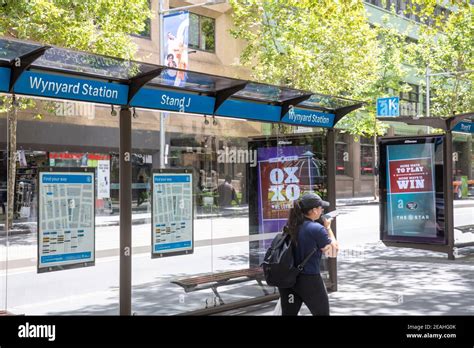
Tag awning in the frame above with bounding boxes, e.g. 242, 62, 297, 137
378, 113, 474, 134
0, 37, 364, 128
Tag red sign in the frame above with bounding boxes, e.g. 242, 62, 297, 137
389, 158, 433, 194
49, 152, 110, 160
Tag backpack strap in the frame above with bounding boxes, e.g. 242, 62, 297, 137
296, 247, 318, 271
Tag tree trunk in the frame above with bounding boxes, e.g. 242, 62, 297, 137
373, 117, 378, 201
6, 96, 17, 232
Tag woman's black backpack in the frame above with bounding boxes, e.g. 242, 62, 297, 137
261, 232, 317, 289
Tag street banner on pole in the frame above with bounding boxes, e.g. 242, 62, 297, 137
163, 11, 189, 87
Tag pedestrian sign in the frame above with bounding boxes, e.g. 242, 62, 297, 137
377, 97, 399, 117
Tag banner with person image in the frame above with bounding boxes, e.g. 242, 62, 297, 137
163, 11, 189, 86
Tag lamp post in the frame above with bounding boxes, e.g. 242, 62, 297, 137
158, 0, 226, 168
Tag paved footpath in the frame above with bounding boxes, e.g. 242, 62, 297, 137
237, 242, 474, 316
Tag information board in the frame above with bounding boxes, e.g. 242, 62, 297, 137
152, 169, 194, 257
379, 136, 446, 244
38, 168, 95, 273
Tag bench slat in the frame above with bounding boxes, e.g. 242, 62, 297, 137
172, 267, 263, 287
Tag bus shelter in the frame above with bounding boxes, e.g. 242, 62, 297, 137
0, 38, 363, 315
378, 114, 474, 260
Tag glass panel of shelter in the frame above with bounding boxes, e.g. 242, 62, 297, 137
130, 109, 217, 314
453, 130, 474, 250
4, 97, 121, 314
0, 93, 8, 313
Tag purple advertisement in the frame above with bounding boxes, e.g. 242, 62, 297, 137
257, 145, 324, 236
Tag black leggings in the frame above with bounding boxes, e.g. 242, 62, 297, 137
278, 273, 329, 316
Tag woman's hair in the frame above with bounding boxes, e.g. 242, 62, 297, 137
284, 200, 312, 244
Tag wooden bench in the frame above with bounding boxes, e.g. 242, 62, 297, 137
171, 267, 272, 306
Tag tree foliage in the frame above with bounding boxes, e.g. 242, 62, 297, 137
230, 0, 473, 137
230, 0, 378, 96
406, 1, 473, 116
0, 0, 152, 59
0, 0, 152, 228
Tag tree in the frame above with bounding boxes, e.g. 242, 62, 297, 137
0, 0, 152, 230
229, 0, 406, 199
339, 20, 413, 199
229, 0, 407, 140
230, 0, 379, 95
405, 1, 473, 116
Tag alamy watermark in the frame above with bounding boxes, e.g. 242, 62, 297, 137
18, 322, 55, 341
217, 147, 257, 167
54, 101, 95, 119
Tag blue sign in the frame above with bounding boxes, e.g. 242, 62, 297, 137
453, 121, 473, 133
155, 241, 191, 251
216, 99, 280, 122
41, 251, 92, 264
131, 87, 214, 114
377, 97, 399, 117
281, 108, 334, 128
42, 173, 93, 184
0, 67, 11, 92
154, 175, 191, 183
14, 71, 128, 105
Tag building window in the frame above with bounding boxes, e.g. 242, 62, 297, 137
360, 137, 374, 175
336, 133, 349, 175
365, 1, 450, 25
400, 83, 420, 116
189, 13, 215, 52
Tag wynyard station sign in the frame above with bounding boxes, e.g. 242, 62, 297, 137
0, 66, 335, 128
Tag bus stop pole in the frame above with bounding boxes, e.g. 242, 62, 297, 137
444, 130, 455, 260
119, 107, 132, 315
326, 128, 337, 291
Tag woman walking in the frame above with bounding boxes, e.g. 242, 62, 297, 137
278, 192, 339, 316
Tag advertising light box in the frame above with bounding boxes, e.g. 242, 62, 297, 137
248, 134, 327, 266
379, 136, 447, 245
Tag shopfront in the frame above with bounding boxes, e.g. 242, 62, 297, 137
0, 37, 363, 315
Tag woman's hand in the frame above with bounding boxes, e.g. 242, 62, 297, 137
323, 217, 332, 230
321, 238, 339, 258
324, 241, 339, 258
321, 244, 332, 254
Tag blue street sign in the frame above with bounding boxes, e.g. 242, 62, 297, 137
281, 108, 335, 128
0, 67, 11, 92
14, 70, 128, 105
453, 121, 473, 134
377, 97, 399, 117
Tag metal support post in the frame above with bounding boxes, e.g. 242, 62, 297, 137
443, 131, 455, 260
426, 66, 430, 117
119, 107, 132, 315
159, 0, 166, 169
326, 128, 337, 291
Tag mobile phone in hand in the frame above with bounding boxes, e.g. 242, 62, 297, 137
323, 210, 339, 220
